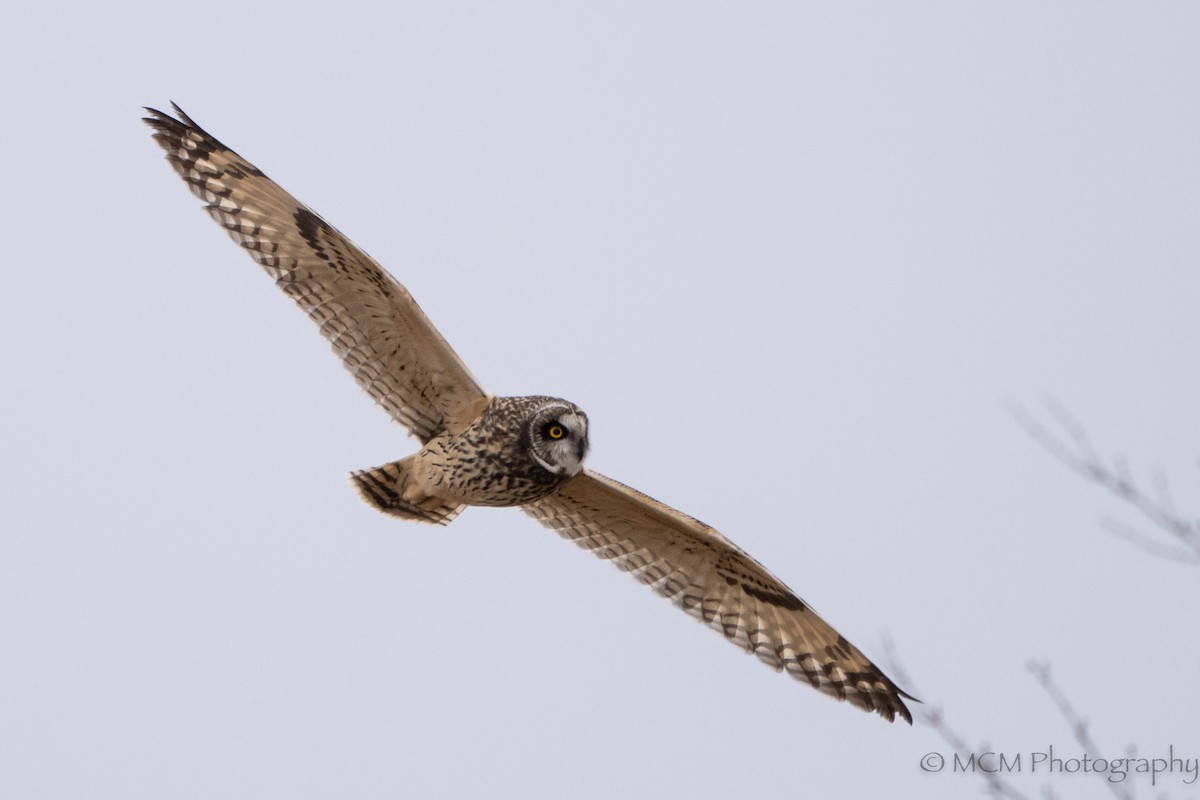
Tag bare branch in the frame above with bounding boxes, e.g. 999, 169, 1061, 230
883, 639, 1187, 799
881, 638, 1037, 800
1102, 518, 1200, 565
1008, 399, 1200, 566
1151, 468, 1176, 518
1025, 661, 1134, 800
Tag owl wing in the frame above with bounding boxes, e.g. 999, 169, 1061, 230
523, 469, 915, 723
144, 105, 488, 442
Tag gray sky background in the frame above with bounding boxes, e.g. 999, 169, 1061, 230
3, 3, 1198, 798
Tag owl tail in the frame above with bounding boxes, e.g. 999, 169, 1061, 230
350, 457, 465, 526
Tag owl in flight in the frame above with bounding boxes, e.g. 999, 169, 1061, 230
145, 104, 915, 723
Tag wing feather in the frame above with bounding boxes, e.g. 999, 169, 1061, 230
144, 104, 488, 442
524, 469, 915, 723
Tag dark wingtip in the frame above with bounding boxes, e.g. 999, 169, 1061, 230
169, 101, 199, 128
141, 105, 172, 126
890, 685, 920, 725
141, 104, 188, 139
141, 102, 197, 132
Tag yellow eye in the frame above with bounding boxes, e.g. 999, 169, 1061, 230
548, 425, 565, 440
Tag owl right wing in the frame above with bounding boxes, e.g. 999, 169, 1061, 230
144, 105, 488, 442
523, 469, 915, 723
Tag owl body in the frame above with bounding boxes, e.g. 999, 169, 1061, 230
408, 395, 589, 507
146, 105, 916, 723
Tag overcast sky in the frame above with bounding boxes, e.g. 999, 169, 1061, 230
3, 3, 1198, 798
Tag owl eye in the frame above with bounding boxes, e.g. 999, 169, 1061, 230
547, 424, 566, 440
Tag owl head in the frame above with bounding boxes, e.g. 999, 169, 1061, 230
526, 400, 589, 477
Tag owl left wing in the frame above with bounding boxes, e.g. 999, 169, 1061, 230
144, 105, 488, 442
523, 469, 915, 723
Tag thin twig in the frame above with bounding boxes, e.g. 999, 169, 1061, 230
1026, 661, 1135, 800
881, 638, 1036, 800
1102, 518, 1200, 565
1008, 399, 1200, 565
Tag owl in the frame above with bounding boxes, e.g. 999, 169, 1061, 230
145, 104, 915, 723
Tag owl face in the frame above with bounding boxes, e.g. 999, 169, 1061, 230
526, 401, 589, 477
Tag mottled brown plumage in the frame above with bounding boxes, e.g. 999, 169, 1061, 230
145, 103, 916, 723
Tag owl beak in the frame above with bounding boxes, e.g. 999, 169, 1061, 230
570, 413, 589, 462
